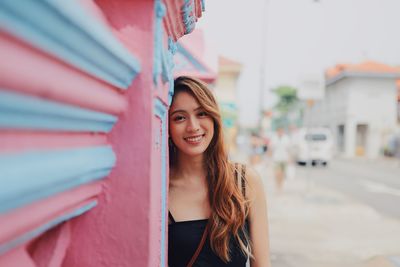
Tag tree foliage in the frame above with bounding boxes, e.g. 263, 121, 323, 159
273, 85, 299, 113
271, 85, 302, 130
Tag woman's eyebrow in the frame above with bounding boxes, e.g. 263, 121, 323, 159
170, 109, 185, 116
170, 106, 202, 116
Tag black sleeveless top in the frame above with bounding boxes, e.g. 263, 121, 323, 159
168, 164, 249, 267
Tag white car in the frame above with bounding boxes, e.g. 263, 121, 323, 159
294, 127, 333, 166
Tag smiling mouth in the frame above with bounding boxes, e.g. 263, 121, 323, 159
184, 134, 205, 143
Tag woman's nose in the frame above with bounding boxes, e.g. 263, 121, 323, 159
187, 117, 200, 132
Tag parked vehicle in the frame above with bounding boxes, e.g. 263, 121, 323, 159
293, 127, 334, 166
383, 131, 400, 158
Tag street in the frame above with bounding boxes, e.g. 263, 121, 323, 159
245, 156, 400, 267
299, 158, 400, 220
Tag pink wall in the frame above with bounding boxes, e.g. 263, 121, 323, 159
0, 0, 204, 266
63, 2, 156, 265
63, 1, 154, 267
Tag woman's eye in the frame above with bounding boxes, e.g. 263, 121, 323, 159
198, 111, 208, 117
173, 115, 185, 121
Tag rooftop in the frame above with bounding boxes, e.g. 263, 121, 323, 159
326, 61, 400, 86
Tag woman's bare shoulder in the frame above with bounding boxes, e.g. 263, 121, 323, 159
229, 162, 264, 199
244, 165, 265, 200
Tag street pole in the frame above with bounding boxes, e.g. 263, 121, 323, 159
305, 99, 315, 194
258, 0, 270, 133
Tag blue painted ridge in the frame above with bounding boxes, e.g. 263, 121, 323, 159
154, 98, 167, 267
181, 0, 196, 35
167, 37, 177, 104
161, 47, 174, 84
201, 0, 206, 12
161, 39, 176, 85
168, 83, 175, 105
168, 37, 177, 55
161, 47, 175, 105
0, 200, 97, 255
0, 146, 115, 214
0, 0, 140, 89
0, 90, 117, 132
153, 0, 166, 86
154, 98, 167, 118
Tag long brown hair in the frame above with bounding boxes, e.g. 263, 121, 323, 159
169, 76, 251, 262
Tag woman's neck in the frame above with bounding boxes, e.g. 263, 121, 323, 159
172, 153, 206, 182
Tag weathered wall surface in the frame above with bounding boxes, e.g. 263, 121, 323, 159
0, 0, 204, 266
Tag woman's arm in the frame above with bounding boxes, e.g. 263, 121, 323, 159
246, 167, 271, 267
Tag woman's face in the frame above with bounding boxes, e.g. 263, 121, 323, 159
169, 91, 214, 159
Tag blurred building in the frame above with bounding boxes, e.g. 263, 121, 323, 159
397, 80, 400, 122
173, 29, 217, 84
214, 56, 243, 152
303, 61, 400, 158
0, 1, 205, 266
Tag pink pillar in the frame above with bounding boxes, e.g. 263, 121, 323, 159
0, 1, 205, 266
62, 1, 155, 265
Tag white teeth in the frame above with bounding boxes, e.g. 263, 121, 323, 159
185, 135, 203, 142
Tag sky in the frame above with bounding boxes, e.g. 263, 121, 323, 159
195, 0, 400, 128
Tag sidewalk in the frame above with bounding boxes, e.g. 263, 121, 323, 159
232, 153, 400, 267
336, 155, 400, 171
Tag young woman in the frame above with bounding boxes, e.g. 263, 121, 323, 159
168, 76, 271, 267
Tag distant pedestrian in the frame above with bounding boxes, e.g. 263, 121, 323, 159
269, 127, 292, 191
168, 76, 271, 267
249, 132, 265, 165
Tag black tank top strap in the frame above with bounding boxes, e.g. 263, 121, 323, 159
241, 164, 246, 197
168, 210, 176, 224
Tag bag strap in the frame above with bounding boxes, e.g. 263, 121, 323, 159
187, 163, 246, 267
241, 164, 246, 197
234, 163, 246, 197
186, 222, 210, 267
234, 163, 239, 184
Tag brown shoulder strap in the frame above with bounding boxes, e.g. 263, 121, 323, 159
241, 164, 246, 197
234, 163, 246, 198
186, 223, 210, 267
234, 163, 239, 184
